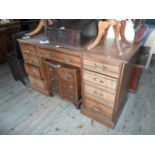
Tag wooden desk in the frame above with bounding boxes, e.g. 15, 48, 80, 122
18, 34, 140, 128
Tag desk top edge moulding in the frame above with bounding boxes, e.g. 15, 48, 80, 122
18, 19, 142, 128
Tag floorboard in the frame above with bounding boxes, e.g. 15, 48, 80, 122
0, 63, 155, 134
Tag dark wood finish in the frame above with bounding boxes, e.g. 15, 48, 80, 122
18, 33, 140, 128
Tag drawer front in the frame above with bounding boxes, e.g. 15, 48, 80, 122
84, 97, 113, 118
29, 75, 46, 89
84, 84, 115, 108
39, 48, 81, 67
24, 64, 41, 79
20, 43, 37, 56
23, 53, 40, 66
83, 58, 120, 78
83, 70, 117, 90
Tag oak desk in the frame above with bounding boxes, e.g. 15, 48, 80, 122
18, 34, 140, 128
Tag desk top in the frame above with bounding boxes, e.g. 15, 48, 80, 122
18, 33, 140, 64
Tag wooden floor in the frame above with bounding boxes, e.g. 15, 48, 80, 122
0, 63, 155, 135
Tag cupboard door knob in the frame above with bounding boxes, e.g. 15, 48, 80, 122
93, 107, 100, 112
69, 85, 73, 89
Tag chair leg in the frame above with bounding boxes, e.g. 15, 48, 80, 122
87, 21, 110, 50
113, 22, 124, 55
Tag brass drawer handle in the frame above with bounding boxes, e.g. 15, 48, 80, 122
94, 63, 106, 70
93, 77, 104, 83
23, 48, 30, 53
93, 90, 104, 97
64, 55, 71, 62
69, 85, 73, 89
100, 80, 104, 83
93, 107, 100, 112
33, 82, 39, 86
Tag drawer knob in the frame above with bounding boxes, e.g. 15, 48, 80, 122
69, 85, 73, 89
64, 56, 71, 62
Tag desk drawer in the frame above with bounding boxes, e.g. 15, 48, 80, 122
29, 75, 46, 89
23, 53, 40, 66
38, 48, 81, 67
84, 97, 113, 118
83, 58, 120, 78
20, 43, 37, 56
83, 70, 117, 90
84, 83, 115, 108
24, 63, 41, 79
